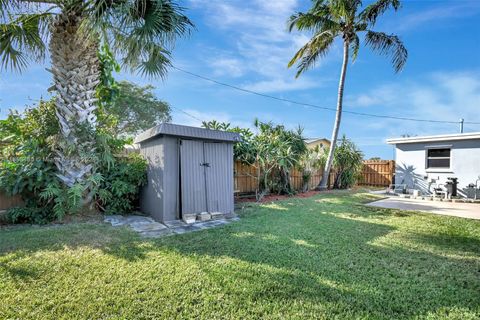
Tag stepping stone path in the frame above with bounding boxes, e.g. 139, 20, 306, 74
104, 215, 240, 238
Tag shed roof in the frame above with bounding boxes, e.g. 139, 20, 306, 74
387, 132, 480, 145
134, 123, 241, 144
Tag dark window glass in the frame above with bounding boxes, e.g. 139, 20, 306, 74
427, 148, 450, 157
427, 158, 450, 168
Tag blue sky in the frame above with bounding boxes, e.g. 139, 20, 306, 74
1, 0, 480, 159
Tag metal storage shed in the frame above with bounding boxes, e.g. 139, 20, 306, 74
134, 123, 241, 223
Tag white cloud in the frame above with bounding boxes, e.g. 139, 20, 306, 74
345, 71, 480, 137
209, 57, 245, 78
242, 77, 319, 93
189, 0, 336, 92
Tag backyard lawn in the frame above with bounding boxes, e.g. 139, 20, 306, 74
1, 191, 479, 319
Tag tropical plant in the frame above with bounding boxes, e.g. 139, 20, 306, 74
95, 153, 147, 214
252, 120, 307, 197
323, 135, 363, 189
201, 120, 231, 131
0, 99, 147, 223
202, 120, 257, 164
1, 0, 192, 196
288, 0, 407, 190
202, 119, 307, 199
298, 145, 325, 192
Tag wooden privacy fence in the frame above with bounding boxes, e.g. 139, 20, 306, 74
0, 192, 23, 211
234, 160, 395, 193
357, 160, 395, 187
0, 160, 395, 211
234, 161, 335, 194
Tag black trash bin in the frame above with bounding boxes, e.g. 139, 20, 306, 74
446, 177, 458, 197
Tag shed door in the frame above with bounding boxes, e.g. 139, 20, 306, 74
180, 140, 207, 215
204, 142, 234, 214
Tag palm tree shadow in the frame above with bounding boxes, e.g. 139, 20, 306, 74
395, 163, 430, 194
157, 204, 480, 317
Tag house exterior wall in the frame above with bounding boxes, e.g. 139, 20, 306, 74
139, 137, 165, 221
394, 138, 480, 197
306, 139, 330, 151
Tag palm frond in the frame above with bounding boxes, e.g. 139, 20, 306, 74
328, 0, 362, 22
85, 0, 193, 78
365, 30, 407, 72
359, 0, 401, 25
350, 33, 360, 61
288, 11, 341, 35
288, 31, 335, 78
0, 12, 51, 72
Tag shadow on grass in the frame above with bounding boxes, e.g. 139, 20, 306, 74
1, 193, 479, 318
400, 232, 480, 256
155, 197, 480, 318
0, 223, 150, 262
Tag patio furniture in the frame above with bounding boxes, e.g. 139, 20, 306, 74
432, 183, 449, 200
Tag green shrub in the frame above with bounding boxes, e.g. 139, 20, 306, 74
330, 136, 364, 189
0, 99, 147, 224
5, 207, 53, 224
96, 153, 147, 214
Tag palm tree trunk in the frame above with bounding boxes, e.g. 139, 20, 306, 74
318, 40, 349, 190
48, 11, 100, 188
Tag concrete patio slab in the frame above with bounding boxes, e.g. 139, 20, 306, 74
367, 197, 480, 220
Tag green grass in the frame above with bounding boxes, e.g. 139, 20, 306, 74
1, 191, 479, 319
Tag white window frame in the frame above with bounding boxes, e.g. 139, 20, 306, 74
425, 145, 452, 171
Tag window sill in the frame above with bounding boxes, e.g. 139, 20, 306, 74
426, 168, 454, 173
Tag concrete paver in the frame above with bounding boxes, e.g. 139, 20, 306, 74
104, 214, 239, 237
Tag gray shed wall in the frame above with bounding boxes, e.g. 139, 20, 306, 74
139, 135, 235, 222
139, 137, 165, 221
162, 136, 180, 221
204, 142, 234, 214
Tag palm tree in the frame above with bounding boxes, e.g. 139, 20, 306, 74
288, 0, 407, 190
1, 0, 192, 188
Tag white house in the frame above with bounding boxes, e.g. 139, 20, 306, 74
387, 132, 480, 198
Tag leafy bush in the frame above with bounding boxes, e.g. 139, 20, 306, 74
202, 119, 307, 198
202, 120, 257, 163
0, 99, 147, 224
298, 145, 325, 192
96, 153, 147, 214
329, 135, 364, 189
0, 100, 58, 212
5, 207, 53, 224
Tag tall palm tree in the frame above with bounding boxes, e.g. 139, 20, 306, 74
1, 0, 192, 188
288, 0, 407, 190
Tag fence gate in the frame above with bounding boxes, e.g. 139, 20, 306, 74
180, 140, 233, 217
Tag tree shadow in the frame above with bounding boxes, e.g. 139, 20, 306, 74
0, 261, 40, 280
400, 232, 480, 256
1, 195, 479, 318
395, 163, 430, 194
156, 201, 480, 318
0, 223, 151, 262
